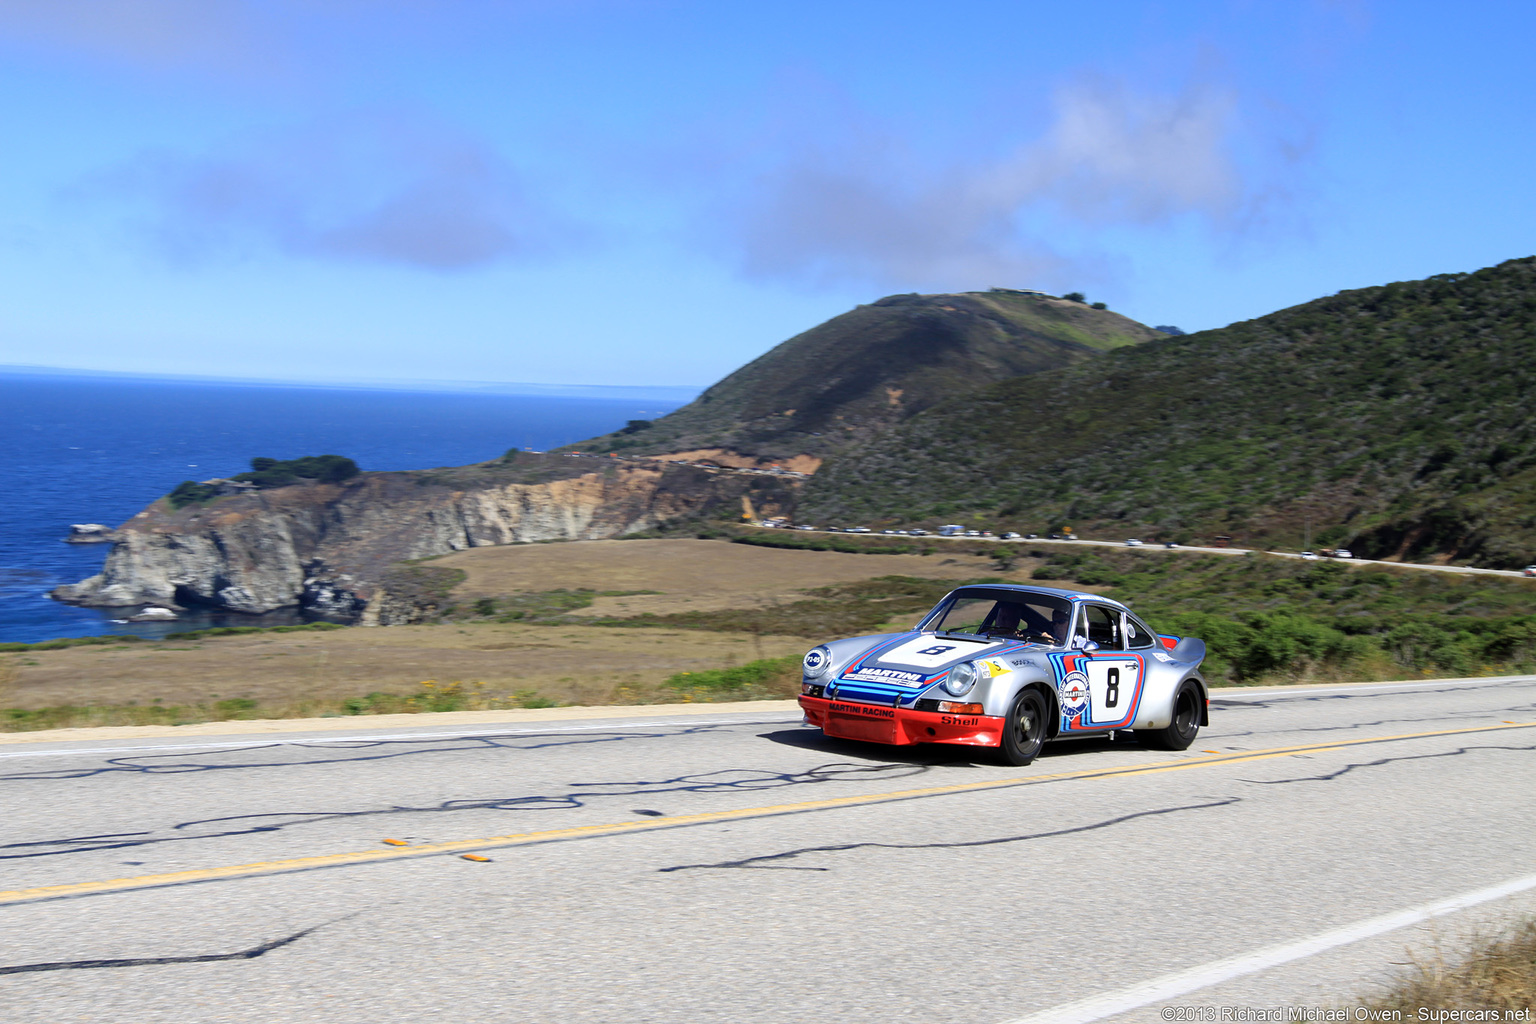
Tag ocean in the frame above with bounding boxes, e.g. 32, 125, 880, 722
0, 373, 689, 644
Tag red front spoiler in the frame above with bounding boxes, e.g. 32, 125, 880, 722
798, 695, 1005, 748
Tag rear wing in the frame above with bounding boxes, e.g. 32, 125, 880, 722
1158, 635, 1206, 666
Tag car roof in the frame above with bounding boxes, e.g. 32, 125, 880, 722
945, 582, 1133, 613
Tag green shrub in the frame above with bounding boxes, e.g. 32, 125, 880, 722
167, 480, 219, 509
233, 454, 360, 488
663, 656, 801, 694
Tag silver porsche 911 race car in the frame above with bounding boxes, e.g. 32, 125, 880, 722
798, 584, 1208, 765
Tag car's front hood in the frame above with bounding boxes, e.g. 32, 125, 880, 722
828, 632, 1042, 700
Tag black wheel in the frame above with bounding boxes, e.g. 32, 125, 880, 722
1136, 683, 1202, 750
998, 688, 1048, 766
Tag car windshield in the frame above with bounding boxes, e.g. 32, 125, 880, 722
922, 589, 1074, 644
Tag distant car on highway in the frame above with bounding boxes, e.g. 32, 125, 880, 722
1524, 566, 1536, 577
1002, 532, 1021, 540
1164, 542, 1179, 549
1334, 549, 1354, 559
798, 584, 1209, 766
847, 526, 871, 534
1300, 551, 1319, 560
1125, 538, 1143, 547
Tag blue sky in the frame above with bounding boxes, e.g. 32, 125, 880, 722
0, 0, 1530, 388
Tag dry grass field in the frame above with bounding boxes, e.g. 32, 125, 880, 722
432, 537, 1000, 618
3, 539, 1016, 725
3, 621, 820, 711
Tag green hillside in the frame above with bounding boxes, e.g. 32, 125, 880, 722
802, 256, 1536, 568
566, 290, 1161, 462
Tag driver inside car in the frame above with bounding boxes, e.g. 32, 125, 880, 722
984, 602, 1051, 640
1050, 606, 1073, 645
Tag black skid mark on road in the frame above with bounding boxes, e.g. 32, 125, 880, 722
0, 761, 928, 862
1239, 742, 1536, 786
570, 760, 929, 795
1198, 703, 1536, 746
658, 798, 1240, 873
0, 923, 325, 975
0, 721, 768, 784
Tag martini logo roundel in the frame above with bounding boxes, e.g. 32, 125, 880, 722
1059, 671, 1089, 714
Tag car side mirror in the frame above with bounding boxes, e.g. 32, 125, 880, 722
1076, 639, 1100, 652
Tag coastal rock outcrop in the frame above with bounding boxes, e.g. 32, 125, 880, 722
65, 524, 117, 543
52, 454, 796, 624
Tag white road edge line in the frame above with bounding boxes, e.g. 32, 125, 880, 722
0, 715, 806, 761
999, 870, 1536, 1024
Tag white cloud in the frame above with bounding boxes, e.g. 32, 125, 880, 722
88, 112, 573, 271
711, 77, 1297, 293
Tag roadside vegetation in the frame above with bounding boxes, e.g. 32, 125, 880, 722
0, 679, 560, 733
0, 656, 803, 733
1354, 917, 1536, 1018
727, 529, 933, 556
1025, 548, 1536, 683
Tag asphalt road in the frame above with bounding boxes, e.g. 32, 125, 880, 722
2, 678, 1534, 1023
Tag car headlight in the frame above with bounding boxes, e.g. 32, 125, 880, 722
802, 646, 832, 678
942, 661, 978, 696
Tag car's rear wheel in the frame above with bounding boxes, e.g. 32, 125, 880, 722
997, 688, 1048, 766
1136, 683, 1202, 750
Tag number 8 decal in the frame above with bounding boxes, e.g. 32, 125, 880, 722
1106, 667, 1120, 708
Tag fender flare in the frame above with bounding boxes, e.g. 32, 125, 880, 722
1180, 673, 1210, 727
1025, 680, 1061, 738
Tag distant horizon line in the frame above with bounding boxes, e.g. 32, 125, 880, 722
0, 363, 705, 403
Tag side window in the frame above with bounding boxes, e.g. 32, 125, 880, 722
1085, 605, 1122, 649
1124, 615, 1156, 649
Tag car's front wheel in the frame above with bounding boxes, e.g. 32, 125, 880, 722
998, 688, 1048, 766
1136, 683, 1202, 750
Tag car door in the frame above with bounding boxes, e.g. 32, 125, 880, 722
1079, 604, 1144, 729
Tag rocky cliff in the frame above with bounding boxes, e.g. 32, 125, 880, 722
53, 453, 796, 624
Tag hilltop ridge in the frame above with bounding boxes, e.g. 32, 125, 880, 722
565, 289, 1161, 467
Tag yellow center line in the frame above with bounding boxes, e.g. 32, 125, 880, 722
3, 720, 1532, 907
